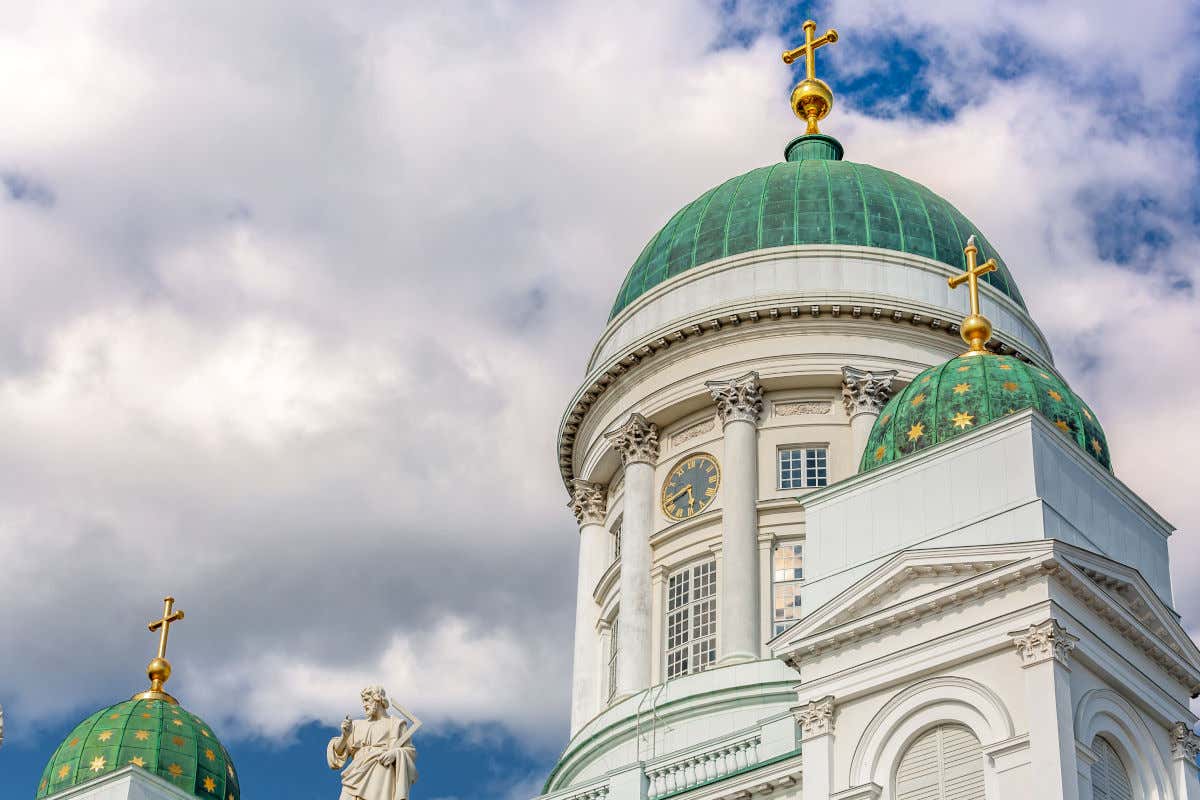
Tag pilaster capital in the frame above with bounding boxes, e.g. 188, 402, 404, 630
792, 695, 836, 739
1170, 722, 1200, 761
568, 479, 608, 526
605, 413, 660, 466
705, 371, 764, 426
1009, 618, 1078, 668
840, 366, 898, 417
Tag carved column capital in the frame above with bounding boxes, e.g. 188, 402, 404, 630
705, 371, 764, 426
606, 412, 660, 466
792, 695, 836, 739
569, 479, 607, 526
1009, 619, 1078, 668
1170, 722, 1200, 761
840, 366, 898, 417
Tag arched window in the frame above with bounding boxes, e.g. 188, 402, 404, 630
895, 724, 985, 800
1090, 736, 1133, 800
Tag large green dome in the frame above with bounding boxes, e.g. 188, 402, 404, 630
37, 698, 240, 800
610, 135, 1025, 320
860, 354, 1111, 473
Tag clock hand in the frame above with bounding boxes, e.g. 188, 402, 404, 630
666, 486, 691, 504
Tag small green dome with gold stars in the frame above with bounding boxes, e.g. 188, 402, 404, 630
860, 354, 1111, 473
36, 698, 240, 800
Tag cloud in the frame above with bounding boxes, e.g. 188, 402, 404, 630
1, 0, 1199, 780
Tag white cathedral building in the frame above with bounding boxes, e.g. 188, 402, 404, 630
533, 22, 1200, 800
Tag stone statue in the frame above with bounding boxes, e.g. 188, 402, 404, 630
0, 703, 5, 749
327, 686, 420, 800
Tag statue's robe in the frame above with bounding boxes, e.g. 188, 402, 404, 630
327, 717, 417, 800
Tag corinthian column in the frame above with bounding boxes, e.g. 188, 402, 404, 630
568, 479, 608, 733
706, 371, 763, 665
1010, 619, 1081, 800
605, 413, 659, 697
841, 366, 897, 461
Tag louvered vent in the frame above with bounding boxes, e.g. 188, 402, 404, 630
895, 724, 985, 800
1090, 737, 1134, 800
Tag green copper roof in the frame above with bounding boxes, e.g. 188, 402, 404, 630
860, 354, 1111, 473
609, 136, 1025, 320
37, 699, 240, 800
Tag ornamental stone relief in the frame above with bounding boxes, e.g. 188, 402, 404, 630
606, 413, 660, 466
705, 371, 764, 426
841, 366, 898, 417
569, 480, 607, 526
1170, 722, 1200, 761
774, 400, 832, 417
1009, 619, 1078, 667
670, 417, 716, 448
793, 695, 836, 738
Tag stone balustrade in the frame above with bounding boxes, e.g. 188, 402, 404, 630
645, 733, 762, 799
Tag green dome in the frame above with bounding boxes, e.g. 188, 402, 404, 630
610, 135, 1025, 320
37, 699, 240, 800
860, 354, 1111, 473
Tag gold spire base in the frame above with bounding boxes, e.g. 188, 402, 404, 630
958, 313, 994, 357
790, 78, 833, 135
131, 688, 180, 705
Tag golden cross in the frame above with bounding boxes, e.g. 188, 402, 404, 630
782, 20, 839, 81
148, 596, 185, 661
948, 235, 997, 354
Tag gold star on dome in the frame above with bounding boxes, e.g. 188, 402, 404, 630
57, 765, 71, 781
89, 756, 107, 774
141, 713, 152, 719
1047, 389, 1062, 402
201, 729, 211, 738
168, 763, 184, 778
1091, 437, 1103, 455
922, 374, 932, 383
97, 731, 114, 743
69, 738, 80, 748
953, 382, 971, 395
956, 365, 970, 373
203, 777, 217, 793
874, 445, 885, 461
1002, 381, 1018, 392
130, 757, 146, 768
109, 713, 121, 720
40, 780, 46, 792
907, 422, 925, 441
999, 363, 1012, 370
1040, 372, 1051, 379
880, 413, 891, 424
135, 730, 150, 742
172, 735, 185, 747
172, 719, 184, 727
1055, 419, 1071, 433
1083, 408, 1093, 421
911, 393, 926, 407
952, 412, 974, 429
205, 748, 216, 762
227, 764, 234, 778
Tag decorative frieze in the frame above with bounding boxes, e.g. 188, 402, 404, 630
1010, 619, 1078, 668
705, 371, 764, 426
1170, 722, 1200, 761
606, 412, 660, 466
793, 695, 836, 738
670, 417, 716, 448
840, 366, 898, 417
774, 400, 831, 416
569, 480, 607, 526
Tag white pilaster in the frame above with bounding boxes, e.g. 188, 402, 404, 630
795, 695, 836, 800
840, 366, 897, 462
569, 479, 609, 733
606, 412, 659, 697
1010, 619, 1081, 800
757, 532, 777, 657
706, 371, 763, 666
1170, 722, 1200, 799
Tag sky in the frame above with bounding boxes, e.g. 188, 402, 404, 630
1, 1, 1199, 798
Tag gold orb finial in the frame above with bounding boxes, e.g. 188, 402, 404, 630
782, 19, 840, 134
948, 235, 998, 356
132, 596, 185, 704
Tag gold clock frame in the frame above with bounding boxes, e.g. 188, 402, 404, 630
660, 452, 721, 520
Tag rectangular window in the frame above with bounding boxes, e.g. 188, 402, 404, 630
666, 560, 718, 679
772, 543, 803, 637
778, 447, 828, 490
611, 522, 622, 562
606, 617, 619, 703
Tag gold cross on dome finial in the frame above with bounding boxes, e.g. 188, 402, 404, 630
133, 596, 186, 704
782, 20, 839, 134
948, 235, 998, 355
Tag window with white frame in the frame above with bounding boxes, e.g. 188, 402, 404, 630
665, 560, 717, 679
606, 617, 619, 703
778, 446, 828, 489
894, 724, 985, 800
1090, 736, 1133, 800
611, 520, 622, 563
772, 542, 803, 636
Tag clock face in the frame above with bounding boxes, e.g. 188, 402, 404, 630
661, 453, 720, 521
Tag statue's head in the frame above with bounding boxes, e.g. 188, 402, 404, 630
360, 686, 389, 720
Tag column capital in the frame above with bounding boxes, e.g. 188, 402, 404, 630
705, 371, 764, 426
569, 479, 608, 526
792, 695, 836, 739
1170, 722, 1200, 761
840, 366, 898, 417
1009, 618, 1078, 668
605, 413, 660, 465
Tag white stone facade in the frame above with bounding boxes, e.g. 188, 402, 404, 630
43, 767, 197, 800
539, 244, 1200, 800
